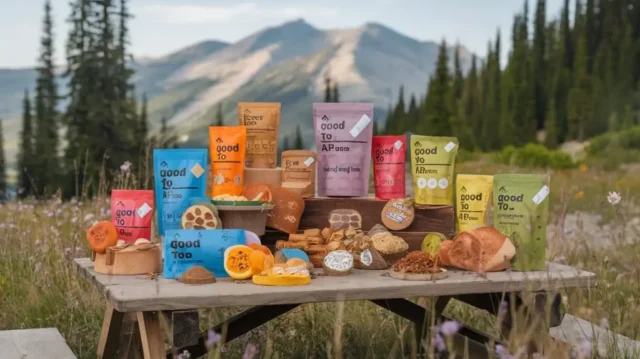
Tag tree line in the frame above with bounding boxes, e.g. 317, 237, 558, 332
381, 0, 640, 151
14, 0, 185, 199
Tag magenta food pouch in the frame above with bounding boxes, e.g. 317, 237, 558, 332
313, 103, 373, 197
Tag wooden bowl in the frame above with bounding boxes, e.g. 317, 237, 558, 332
389, 268, 448, 281
216, 204, 274, 235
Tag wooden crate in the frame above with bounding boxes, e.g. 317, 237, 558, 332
262, 198, 454, 251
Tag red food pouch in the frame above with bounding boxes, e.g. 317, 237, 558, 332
111, 190, 154, 243
372, 136, 406, 200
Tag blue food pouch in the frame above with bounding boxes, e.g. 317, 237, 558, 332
153, 149, 208, 238
163, 229, 245, 279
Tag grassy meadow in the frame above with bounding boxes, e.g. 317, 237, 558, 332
1, 157, 639, 359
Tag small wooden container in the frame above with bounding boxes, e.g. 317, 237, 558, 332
92, 243, 161, 275
217, 204, 274, 236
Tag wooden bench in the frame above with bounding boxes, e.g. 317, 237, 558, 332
0, 328, 76, 359
550, 314, 640, 357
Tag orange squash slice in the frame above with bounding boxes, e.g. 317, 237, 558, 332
248, 243, 272, 256
86, 221, 118, 254
223, 245, 254, 280
249, 250, 275, 275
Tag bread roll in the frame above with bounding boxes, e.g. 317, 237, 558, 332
438, 240, 454, 266
447, 227, 516, 272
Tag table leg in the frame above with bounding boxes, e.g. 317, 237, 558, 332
167, 304, 300, 359
137, 312, 165, 359
98, 303, 125, 359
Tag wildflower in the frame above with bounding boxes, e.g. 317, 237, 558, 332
595, 214, 602, 222
120, 161, 132, 173
574, 190, 584, 200
242, 343, 257, 359
607, 191, 621, 205
599, 318, 609, 329
495, 345, 517, 359
573, 339, 592, 359
0, 223, 6, 229
532, 353, 545, 359
35, 240, 41, 246
603, 256, 610, 264
84, 213, 95, 222
34, 262, 42, 273
177, 350, 191, 359
431, 333, 446, 352
71, 217, 78, 224
439, 320, 461, 337
206, 330, 221, 347
579, 164, 589, 173
497, 301, 508, 322
64, 248, 72, 255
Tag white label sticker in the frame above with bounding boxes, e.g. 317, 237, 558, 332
360, 249, 373, 267
532, 185, 550, 205
191, 163, 205, 178
350, 114, 372, 138
394, 140, 403, 150
304, 157, 315, 167
137, 203, 152, 218
444, 142, 457, 152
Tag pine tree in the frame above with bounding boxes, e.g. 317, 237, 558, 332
215, 103, 224, 126
464, 55, 483, 145
561, 0, 574, 69
452, 44, 464, 101
544, 97, 559, 148
293, 125, 304, 150
567, 31, 594, 141
332, 82, 340, 102
281, 136, 290, 152
391, 86, 406, 134
33, 0, 60, 197
324, 72, 332, 102
533, 0, 547, 130
17, 90, 34, 198
407, 94, 419, 130
423, 40, 452, 136
138, 93, 148, 145
0, 119, 6, 199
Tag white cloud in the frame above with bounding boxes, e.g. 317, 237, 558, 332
135, 3, 337, 25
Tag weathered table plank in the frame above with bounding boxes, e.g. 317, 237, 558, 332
74, 258, 596, 313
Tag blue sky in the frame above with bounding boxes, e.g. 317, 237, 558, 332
0, 0, 570, 68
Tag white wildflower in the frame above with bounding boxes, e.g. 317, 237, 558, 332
35, 240, 41, 246
71, 217, 78, 224
120, 161, 132, 173
607, 191, 621, 205
84, 213, 95, 222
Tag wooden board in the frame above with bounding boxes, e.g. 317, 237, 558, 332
262, 197, 455, 250
74, 258, 595, 313
0, 328, 77, 359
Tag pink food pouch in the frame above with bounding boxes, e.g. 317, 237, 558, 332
313, 103, 374, 197
111, 190, 155, 243
372, 135, 406, 199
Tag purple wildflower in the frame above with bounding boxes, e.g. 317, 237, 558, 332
574, 339, 592, 359
431, 333, 446, 352
242, 343, 257, 359
439, 320, 461, 337
495, 345, 515, 359
498, 301, 508, 322
206, 329, 221, 346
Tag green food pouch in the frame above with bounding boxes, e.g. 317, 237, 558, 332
410, 135, 459, 205
493, 173, 550, 271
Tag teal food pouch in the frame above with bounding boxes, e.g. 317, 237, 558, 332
153, 149, 208, 238
163, 229, 244, 278
493, 173, 550, 271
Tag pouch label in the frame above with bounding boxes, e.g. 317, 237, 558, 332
304, 157, 315, 167
532, 185, 550, 205
350, 114, 371, 138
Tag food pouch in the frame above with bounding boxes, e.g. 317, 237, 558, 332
313, 103, 373, 197
493, 173, 550, 271
455, 174, 493, 232
237, 102, 280, 168
163, 229, 244, 279
111, 190, 154, 243
153, 149, 208, 238
209, 126, 247, 197
410, 136, 459, 205
282, 150, 316, 198
372, 136, 406, 199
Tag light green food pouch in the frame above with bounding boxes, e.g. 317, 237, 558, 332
493, 173, 550, 271
410, 135, 459, 205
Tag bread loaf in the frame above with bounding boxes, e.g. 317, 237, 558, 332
446, 227, 516, 272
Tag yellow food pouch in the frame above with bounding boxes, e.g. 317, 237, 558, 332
410, 135, 459, 205
455, 174, 493, 232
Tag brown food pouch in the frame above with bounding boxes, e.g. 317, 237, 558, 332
238, 102, 281, 168
281, 150, 317, 198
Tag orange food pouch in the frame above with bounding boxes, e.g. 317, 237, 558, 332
111, 190, 155, 243
209, 126, 247, 197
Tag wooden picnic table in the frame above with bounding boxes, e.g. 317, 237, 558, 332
74, 257, 596, 359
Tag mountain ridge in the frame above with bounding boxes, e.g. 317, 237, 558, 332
0, 18, 474, 179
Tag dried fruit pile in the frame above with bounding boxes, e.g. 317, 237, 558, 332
392, 251, 441, 274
